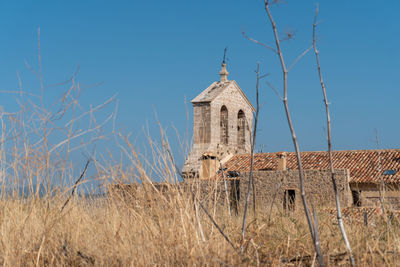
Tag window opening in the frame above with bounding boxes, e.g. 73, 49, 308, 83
237, 110, 246, 149
227, 171, 240, 178
230, 179, 240, 214
352, 190, 361, 206
283, 189, 296, 211
220, 106, 228, 145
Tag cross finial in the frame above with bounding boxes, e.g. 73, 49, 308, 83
222, 47, 227, 64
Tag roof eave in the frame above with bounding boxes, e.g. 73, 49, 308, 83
190, 81, 219, 103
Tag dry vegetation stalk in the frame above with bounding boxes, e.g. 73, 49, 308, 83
313, 5, 355, 266
241, 62, 262, 251
262, 1, 323, 265
375, 130, 386, 215
219, 159, 231, 217
60, 159, 91, 212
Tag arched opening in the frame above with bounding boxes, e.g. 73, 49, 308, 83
220, 106, 228, 145
237, 110, 246, 149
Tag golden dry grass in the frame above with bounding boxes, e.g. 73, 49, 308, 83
0, 187, 398, 266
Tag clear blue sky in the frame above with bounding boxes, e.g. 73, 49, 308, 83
0, 1, 399, 170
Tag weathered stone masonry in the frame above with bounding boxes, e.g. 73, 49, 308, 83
183, 169, 351, 212
182, 63, 254, 178
239, 169, 352, 210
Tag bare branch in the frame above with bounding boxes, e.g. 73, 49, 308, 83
288, 45, 313, 72
46, 64, 81, 88
49, 112, 114, 154
0, 90, 40, 98
24, 60, 40, 80
265, 81, 283, 101
65, 95, 117, 128
242, 30, 278, 54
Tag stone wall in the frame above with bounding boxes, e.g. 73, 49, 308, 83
182, 103, 210, 175
350, 183, 400, 209
109, 181, 231, 211
210, 82, 253, 158
239, 169, 352, 210
181, 179, 230, 204
193, 103, 211, 144
182, 169, 352, 212
109, 170, 400, 211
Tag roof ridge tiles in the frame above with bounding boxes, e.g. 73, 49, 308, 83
224, 148, 400, 184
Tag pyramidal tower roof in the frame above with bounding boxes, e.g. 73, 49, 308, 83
191, 63, 255, 112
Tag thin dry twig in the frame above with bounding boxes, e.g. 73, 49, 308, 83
288, 45, 313, 72
267, 179, 283, 225
60, 158, 91, 212
241, 63, 262, 252
313, 4, 355, 266
219, 159, 231, 217
265, 81, 283, 101
375, 129, 385, 215
242, 30, 278, 54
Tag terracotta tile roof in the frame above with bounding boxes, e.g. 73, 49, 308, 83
223, 149, 400, 184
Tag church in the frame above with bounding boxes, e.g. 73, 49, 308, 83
182, 61, 400, 210
182, 61, 254, 179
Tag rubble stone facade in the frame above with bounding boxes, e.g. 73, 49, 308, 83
181, 169, 351, 212
239, 169, 352, 209
223, 150, 400, 208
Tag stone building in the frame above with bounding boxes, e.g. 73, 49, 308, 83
182, 62, 254, 179
182, 61, 400, 209
223, 150, 400, 209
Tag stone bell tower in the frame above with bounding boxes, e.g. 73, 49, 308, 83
182, 61, 254, 179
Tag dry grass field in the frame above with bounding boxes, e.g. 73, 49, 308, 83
0, 184, 397, 266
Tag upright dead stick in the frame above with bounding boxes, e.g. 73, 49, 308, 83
313, 5, 354, 266
375, 129, 385, 215
194, 199, 206, 242
219, 159, 231, 217
241, 63, 261, 250
263, 1, 324, 265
